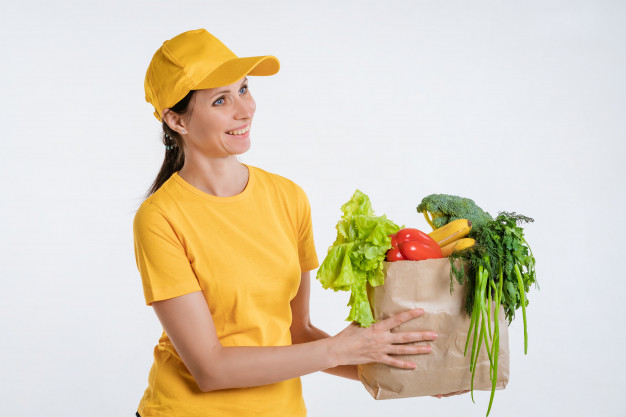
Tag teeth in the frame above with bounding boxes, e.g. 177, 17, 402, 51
226, 125, 250, 135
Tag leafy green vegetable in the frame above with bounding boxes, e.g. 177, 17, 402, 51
449, 212, 538, 325
448, 211, 537, 416
417, 194, 494, 236
316, 190, 400, 327
418, 192, 537, 416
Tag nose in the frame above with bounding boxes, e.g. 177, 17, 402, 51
234, 95, 255, 120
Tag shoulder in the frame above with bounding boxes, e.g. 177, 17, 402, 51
248, 165, 307, 199
133, 176, 180, 229
133, 198, 167, 234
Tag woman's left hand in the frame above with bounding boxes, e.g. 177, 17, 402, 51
431, 390, 470, 398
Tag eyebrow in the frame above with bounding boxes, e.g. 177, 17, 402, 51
212, 77, 248, 97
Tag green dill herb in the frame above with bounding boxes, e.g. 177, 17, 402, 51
448, 211, 537, 415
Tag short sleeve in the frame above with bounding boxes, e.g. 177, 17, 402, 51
295, 186, 319, 272
133, 202, 202, 306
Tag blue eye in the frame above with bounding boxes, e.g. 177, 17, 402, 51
213, 84, 248, 106
239, 85, 248, 94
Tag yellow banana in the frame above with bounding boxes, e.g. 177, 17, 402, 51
441, 238, 475, 257
428, 218, 472, 247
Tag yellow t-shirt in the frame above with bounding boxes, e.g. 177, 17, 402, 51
132, 164, 319, 417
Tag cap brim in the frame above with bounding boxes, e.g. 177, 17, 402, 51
194, 55, 280, 89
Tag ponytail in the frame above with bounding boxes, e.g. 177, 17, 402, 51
144, 90, 196, 198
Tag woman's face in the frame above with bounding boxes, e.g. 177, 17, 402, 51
182, 76, 256, 159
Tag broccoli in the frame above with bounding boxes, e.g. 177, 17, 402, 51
416, 194, 493, 236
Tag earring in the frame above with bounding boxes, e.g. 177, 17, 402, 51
181, 130, 186, 134
164, 132, 178, 150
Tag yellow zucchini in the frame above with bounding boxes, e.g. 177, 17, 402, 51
441, 238, 475, 257
428, 218, 472, 247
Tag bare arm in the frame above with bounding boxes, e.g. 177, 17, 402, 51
152, 274, 437, 393
152, 290, 336, 392
292, 324, 360, 380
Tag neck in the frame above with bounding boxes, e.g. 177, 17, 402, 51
177, 156, 249, 197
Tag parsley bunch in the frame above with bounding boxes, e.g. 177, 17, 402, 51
448, 211, 538, 416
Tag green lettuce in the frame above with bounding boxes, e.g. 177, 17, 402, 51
316, 190, 400, 327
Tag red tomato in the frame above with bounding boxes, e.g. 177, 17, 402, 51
389, 233, 398, 249
396, 228, 439, 249
386, 247, 406, 262
398, 240, 443, 261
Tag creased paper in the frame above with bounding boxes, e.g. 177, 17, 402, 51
358, 258, 509, 399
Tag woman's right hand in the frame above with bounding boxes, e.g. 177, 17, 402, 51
329, 308, 436, 369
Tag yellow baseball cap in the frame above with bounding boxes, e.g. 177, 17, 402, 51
144, 28, 280, 121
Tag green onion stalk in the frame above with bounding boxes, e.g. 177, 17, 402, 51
449, 212, 537, 416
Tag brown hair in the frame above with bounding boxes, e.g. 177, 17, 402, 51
144, 90, 197, 198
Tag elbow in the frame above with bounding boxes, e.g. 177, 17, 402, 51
290, 322, 313, 344
197, 375, 219, 393
193, 347, 226, 392
196, 366, 226, 392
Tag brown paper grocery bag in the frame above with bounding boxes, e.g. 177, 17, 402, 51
358, 258, 509, 399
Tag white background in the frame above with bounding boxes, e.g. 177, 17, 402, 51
1, 0, 625, 416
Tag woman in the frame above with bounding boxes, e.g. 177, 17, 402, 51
133, 28, 441, 417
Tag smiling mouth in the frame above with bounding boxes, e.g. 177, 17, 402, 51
226, 125, 250, 135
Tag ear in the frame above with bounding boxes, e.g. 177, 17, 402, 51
162, 109, 187, 135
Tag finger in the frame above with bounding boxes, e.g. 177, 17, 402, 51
391, 331, 437, 344
380, 355, 417, 370
388, 344, 432, 355
377, 308, 424, 331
